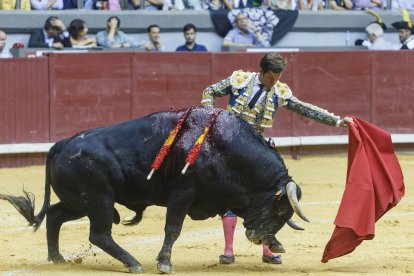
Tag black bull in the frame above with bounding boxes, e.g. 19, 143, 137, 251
0, 107, 308, 274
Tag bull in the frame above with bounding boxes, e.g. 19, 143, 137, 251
0, 106, 308, 274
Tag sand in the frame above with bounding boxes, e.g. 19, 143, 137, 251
0, 154, 413, 275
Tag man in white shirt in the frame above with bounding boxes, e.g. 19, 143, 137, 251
143, 24, 164, 52
0, 30, 12, 58
365, 23, 395, 50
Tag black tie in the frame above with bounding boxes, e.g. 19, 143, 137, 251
248, 84, 264, 109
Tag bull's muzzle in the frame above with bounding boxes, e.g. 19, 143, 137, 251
245, 229, 273, 245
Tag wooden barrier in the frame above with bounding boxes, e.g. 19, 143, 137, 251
0, 51, 413, 167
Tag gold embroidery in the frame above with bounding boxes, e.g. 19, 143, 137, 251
230, 70, 255, 89
274, 81, 293, 100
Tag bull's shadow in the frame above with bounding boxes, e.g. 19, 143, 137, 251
0, 106, 308, 274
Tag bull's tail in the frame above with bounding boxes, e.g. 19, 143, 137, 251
31, 152, 52, 230
0, 190, 36, 227
0, 145, 55, 231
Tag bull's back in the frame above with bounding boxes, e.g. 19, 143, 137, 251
46, 107, 271, 213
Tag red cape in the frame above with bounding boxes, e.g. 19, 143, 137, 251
321, 116, 405, 263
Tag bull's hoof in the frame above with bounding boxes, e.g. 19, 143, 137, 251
157, 260, 174, 274
129, 265, 145, 274
262, 255, 282, 264
48, 254, 66, 264
269, 242, 286, 253
219, 255, 235, 264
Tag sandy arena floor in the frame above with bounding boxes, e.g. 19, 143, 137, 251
0, 154, 413, 275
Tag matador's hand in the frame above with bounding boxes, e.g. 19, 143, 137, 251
338, 116, 354, 127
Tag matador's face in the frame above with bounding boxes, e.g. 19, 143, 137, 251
259, 70, 281, 90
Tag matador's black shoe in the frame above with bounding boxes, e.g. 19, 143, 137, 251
262, 254, 282, 264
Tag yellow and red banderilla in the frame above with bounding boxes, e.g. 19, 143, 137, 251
147, 107, 193, 180
181, 110, 221, 174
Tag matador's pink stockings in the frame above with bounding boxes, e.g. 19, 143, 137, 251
222, 216, 237, 256
222, 215, 274, 257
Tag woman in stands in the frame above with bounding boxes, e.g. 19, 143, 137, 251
67, 19, 97, 48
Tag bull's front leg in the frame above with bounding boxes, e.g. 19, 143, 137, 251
156, 187, 195, 274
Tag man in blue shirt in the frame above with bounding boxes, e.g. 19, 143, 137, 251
223, 13, 270, 48
176, 24, 208, 52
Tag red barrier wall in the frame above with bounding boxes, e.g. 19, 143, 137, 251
131, 52, 212, 117
1, 51, 414, 167
49, 53, 134, 140
371, 51, 414, 133
0, 58, 49, 143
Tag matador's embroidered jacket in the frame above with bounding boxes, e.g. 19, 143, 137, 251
201, 70, 340, 134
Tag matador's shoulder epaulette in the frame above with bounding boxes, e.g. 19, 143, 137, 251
274, 81, 293, 99
230, 70, 255, 89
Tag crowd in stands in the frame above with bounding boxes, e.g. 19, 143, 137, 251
0, 0, 413, 10
1, 8, 414, 57
0, 15, 209, 55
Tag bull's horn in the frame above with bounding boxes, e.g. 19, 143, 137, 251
286, 182, 310, 222
287, 219, 305, 231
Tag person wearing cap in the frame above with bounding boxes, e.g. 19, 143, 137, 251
392, 9, 414, 50
365, 23, 394, 50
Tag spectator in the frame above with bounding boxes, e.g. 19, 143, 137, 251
0, 0, 31, 9
365, 23, 395, 50
67, 19, 97, 48
223, 13, 270, 48
143, 24, 164, 51
352, 0, 386, 11
311, 0, 325, 10
28, 16, 69, 49
201, 0, 233, 10
392, 8, 414, 50
391, 0, 414, 11
128, 0, 164, 10
354, 10, 387, 48
298, 0, 324, 10
62, 0, 94, 9
263, 0, 295, 9
329, 0, 352, 10
109, 0, 129, 9
163, 0, 202, 9
225, 0, 251, 9
30, 0, 63, 9
96, 16, 140, 48
0, 30, 12, 58
176, 24, 208, 51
